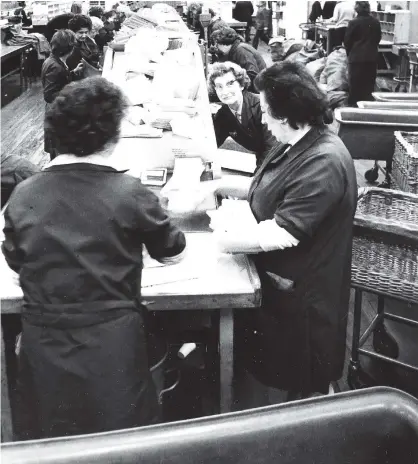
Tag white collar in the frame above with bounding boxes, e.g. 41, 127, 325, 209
228, 96, 243, 118
43, 153, 117, 170
287, 125, 311, 147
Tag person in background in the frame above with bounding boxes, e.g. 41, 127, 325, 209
164, 61, 357, 405
252, 2, 270, 50
41, 30, 84, 159
344, 1, 381, 105
70, 2, 82, 14
309, 1, 323, 23
67, 14, 101, 74
45, 13, 75, 42
322, 1, 337, 19
208, 62, 276, 169
327, 1, 355, 47
232, 1, 254, 43
211, 27, 266, 93
269, 36, 304, 63
14, 1, 31, 26
3, 77, 186, 440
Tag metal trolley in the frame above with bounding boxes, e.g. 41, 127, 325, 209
349, 187, 418, 389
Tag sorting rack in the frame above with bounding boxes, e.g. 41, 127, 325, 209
349, 187, 418, 387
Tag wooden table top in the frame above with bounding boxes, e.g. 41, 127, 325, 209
0, 43, 30, 61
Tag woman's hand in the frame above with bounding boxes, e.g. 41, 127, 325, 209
160, 179, 220, 216
73, 62, 85, 76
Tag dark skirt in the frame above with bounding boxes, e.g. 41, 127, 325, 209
235, 272, 332, 395
15, 308, 160, 440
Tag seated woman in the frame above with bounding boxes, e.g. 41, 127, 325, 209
164, 61, 357, 403
42, 29, 84, 159
208, 61, 276, 169
66, 14, 101, 74
2, 77, 186, 439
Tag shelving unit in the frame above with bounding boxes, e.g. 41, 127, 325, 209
31, 1, 72, 26
372, 10, 411, 44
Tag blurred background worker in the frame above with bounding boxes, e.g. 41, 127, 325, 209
211, 27, 266, 93
253, 2, 270, 50
344, 1, 381, 105
232, 1, 254, 43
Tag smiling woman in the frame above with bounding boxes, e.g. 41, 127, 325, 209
207, 61, 277, 169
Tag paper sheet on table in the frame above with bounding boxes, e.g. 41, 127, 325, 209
217, 148, 256, 174
207, 199, 257, 232
142, 248, 205, 287
171, 156, 204, 185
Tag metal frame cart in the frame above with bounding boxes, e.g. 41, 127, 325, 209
349, 187, 418, 389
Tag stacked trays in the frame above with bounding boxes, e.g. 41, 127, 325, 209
392, 131, 418, 194
352, 187, 418, 303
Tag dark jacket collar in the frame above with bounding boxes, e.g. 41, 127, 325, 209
264, 125, 330, 167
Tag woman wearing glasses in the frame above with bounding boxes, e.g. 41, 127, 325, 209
208, 62, 276, 170
165, 61, 357, 403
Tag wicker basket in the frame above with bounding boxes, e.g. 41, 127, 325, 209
352, 187, 418, 303
391, 131, 418, 194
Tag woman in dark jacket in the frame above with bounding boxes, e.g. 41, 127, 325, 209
41, 29, 83, 158
208, 61, 276, 169
168, 61, 357, 403
211, 27, 266, 93
344, 1, 381, 105
67, 14, 101, 74
3, 77, 186, 440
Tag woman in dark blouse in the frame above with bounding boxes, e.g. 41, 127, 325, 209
208, 61, 276, 170
166, 61, 357, 402
3, 77, 186, 439
67, 14, 101, 74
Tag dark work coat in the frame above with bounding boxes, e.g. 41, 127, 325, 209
66, 36, 101, 75
239, 126, 357, 393
213, 91, 276, 168
227, 39, 267, 92
344, 13, 382, 63
2, 163, 186, 439
41, 54, 74, 154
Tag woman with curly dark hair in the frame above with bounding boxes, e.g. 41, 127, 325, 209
165, 61, 357, 404
2, 77, 186, 439
208, 61, 276, 169
67, 14, 101, 74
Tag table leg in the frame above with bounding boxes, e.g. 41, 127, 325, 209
1, 325, 14, 442
19, 51, 24, 92
219, 308, 234, 414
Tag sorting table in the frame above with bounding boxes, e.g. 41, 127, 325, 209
0, 43, 32, 93
0, 222, 261, 441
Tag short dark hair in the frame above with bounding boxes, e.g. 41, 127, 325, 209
68, 14, 92, 32
211, 27, 240, 45
355, 1, 371, 14
17, 1, 26, 7
255, 61, 330, 129
50, 29, 77, 56
89, 6, 104, 18
46, 77, 128, 157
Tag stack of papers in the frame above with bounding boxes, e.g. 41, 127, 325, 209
207, 200, 257, 232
